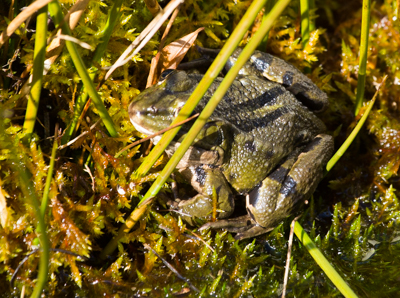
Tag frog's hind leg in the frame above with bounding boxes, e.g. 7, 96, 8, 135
247, 134, 334, 232
202, 134, 333, 240
199, 148, 302, 240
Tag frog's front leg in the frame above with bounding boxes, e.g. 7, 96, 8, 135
176, 165, 235, 225
203, 134, 333, 240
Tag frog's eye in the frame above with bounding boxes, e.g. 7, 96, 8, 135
159, 69, 175, 81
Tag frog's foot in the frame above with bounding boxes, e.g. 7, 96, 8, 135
174, 166, 235, 225
177, 192, 234, 226
200, 215, 273, 240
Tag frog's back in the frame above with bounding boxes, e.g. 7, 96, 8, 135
192, 73, 327, 193
193, 74, 325, 141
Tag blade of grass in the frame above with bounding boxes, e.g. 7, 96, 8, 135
309, 0, 315, 32
1, 8, 50, 285
19, 162, 50, 298
354, 0, 371, 115
100, 196, 155, 258
102, 0, 292, 258
257, 0, 275, 51
40, 125, 58, 217
134, 0, 275, 179
300, 0, 310, 47
0, 131, 50, 297
294, 221, 358, 298
326, 76, 386, 172
61, 0, 124, 144
47, 1, 118, 138
22, 5, 48, 136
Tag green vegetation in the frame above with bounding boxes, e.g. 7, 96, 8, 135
0, 0, 399, 296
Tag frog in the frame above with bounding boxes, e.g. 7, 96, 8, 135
129, 48, 334, 240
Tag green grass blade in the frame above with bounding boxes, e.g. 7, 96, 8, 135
22, 6, 48, 136
257, 0, 275, 51
294, 221, 358, 298
19, 163, 50, 298
48, 1, 118, 138
134, 0, 273, 178
309, 0, 315, 31
1, 109, 50, 298
40, 127, 58, 217
1, 137, 50, 297
354, 0, 371, 115
326, 76, 384, 172
92, 0, 124, 63
102, 0, 292, 257
300, 0, 310, 47
61, 0, 124, 144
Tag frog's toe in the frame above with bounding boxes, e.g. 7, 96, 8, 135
234, 225, 274, 240
200, 215, 273, 240
200, 215, 253, 232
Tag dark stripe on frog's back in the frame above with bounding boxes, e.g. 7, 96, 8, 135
198, 77, 321, 134
222, 77, 286, 111
236, 106, 290, 132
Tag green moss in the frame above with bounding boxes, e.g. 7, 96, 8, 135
1, 0, 400, 296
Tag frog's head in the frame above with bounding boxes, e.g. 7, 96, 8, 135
129, 71, 198, 136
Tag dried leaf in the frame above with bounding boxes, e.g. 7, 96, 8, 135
147, 27, 204, 87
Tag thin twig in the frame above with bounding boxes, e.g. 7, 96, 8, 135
143, 243, 200, 293
58, 120, 100, 150
115, 113, 199, 158
84, 164, 95, 192
185, 228, 215, 253
52, 34, 94, 50
282, 215, 302, 298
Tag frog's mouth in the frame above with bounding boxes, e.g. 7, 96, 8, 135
129, 116, 156, 136
130, 118, 163, 144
